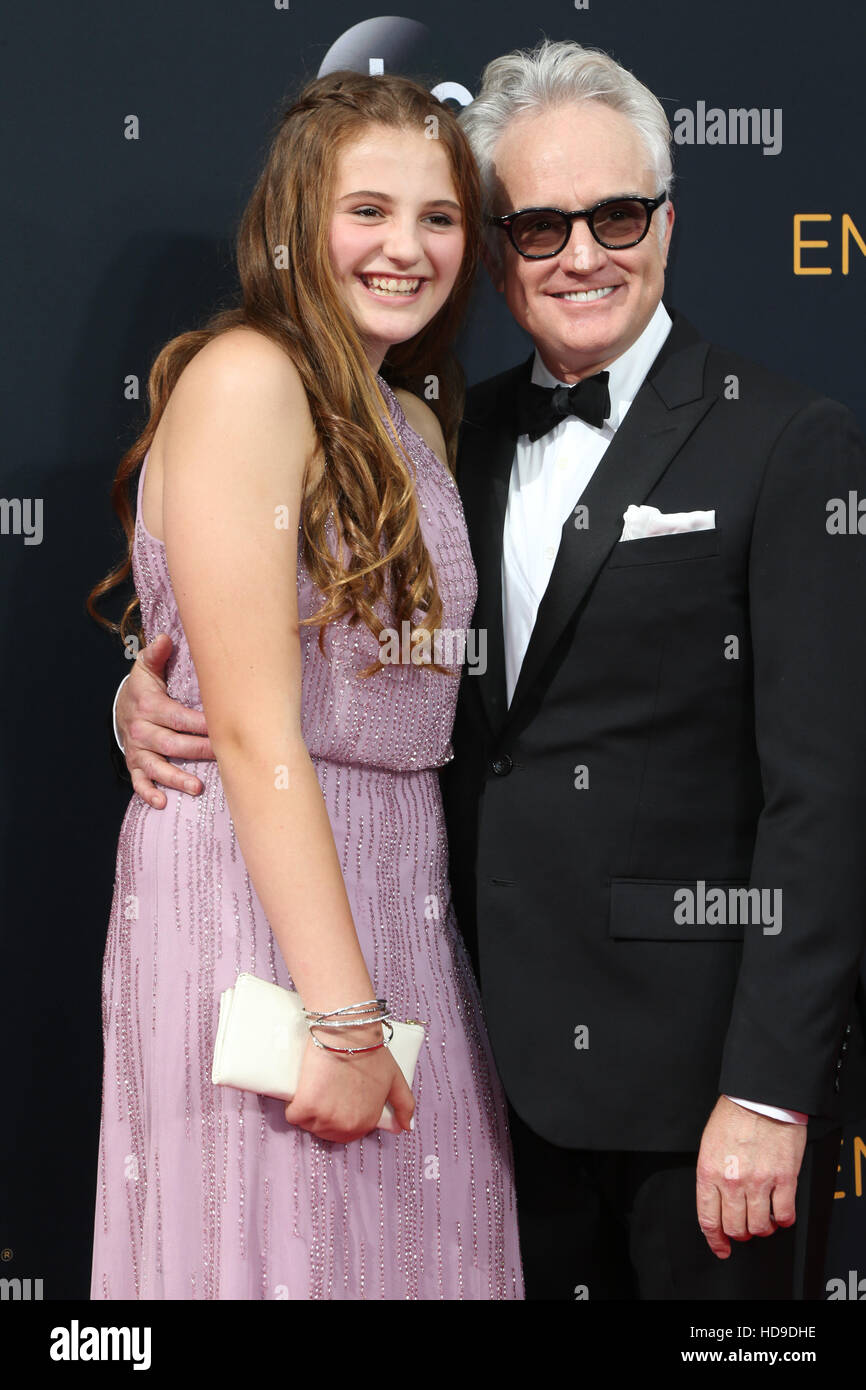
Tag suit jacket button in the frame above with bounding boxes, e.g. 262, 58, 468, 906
845, 1024, 852, 1036
491, 755, 513, 776
834, 1077, 841, 1093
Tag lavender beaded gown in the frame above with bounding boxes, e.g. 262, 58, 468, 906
90, 377, 524, 1300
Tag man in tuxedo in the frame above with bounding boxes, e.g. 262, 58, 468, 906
112, 41, 866, 1299
440, 39, 866, 1298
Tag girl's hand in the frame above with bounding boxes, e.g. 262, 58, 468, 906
284, 1026, 415, 1142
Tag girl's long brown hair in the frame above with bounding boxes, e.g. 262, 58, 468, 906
87, 70, 481, 676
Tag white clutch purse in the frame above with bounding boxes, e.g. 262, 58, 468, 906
211, 973, 426, 1133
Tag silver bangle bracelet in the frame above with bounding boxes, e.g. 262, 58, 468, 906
303, 997, 388, 1022
308, 1014, 391, 1030
309, 1019, 395, 1055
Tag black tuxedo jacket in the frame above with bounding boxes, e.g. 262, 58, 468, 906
440, 309, 866, 1150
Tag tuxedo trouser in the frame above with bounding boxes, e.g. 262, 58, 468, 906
506, 1102, 842, 1300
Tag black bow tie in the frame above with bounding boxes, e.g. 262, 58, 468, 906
516, 371, 611, 441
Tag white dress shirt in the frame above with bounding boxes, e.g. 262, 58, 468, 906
503, 301, 673, 705
499, 300, 806, 1127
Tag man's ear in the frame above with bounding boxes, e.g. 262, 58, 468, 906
480, 240, 505, 293
661, 200, 675, 268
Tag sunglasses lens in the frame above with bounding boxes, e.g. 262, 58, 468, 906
591, 200, 649, 246
510, 210, 570, 256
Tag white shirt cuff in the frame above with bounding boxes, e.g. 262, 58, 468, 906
726, 1095, 808, 1124
112, 672, 132, 754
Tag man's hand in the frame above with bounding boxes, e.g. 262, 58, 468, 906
118, 633, 215, 808
695, 1095, 808, 1259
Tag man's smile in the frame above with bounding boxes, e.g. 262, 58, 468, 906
548, 284, 620, 303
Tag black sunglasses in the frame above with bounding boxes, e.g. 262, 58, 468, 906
489, 192, 668, 258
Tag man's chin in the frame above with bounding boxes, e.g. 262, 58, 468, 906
541, 331, 623, 375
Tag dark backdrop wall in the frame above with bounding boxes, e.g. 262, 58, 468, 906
2, 0, 865, 1300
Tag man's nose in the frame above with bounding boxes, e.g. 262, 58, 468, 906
565, 219, 607, 272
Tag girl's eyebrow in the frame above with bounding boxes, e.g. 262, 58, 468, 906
337, 189, 462, 210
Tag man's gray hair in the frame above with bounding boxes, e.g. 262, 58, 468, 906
458, 39, 673, 266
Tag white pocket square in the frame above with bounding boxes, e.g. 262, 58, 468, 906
619, 504, 716, 542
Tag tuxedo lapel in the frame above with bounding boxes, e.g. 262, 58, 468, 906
465, 313, 715, 732
458, 355, 530, 734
